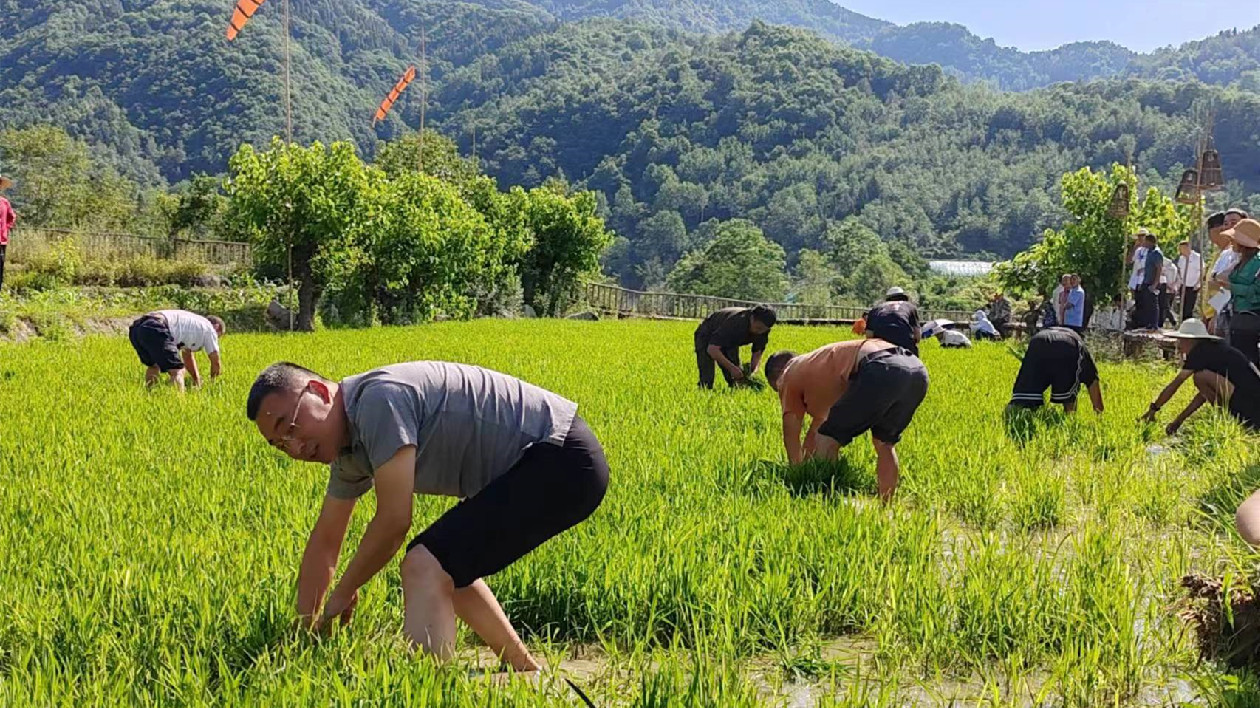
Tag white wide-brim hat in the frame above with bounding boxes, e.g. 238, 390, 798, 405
1166, 318, 1220, 340
885, 286, 905, 298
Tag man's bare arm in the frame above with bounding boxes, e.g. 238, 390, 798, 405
182, 350, 201, 386
1088, 381, 1104, 414
782, 412, 804, 465
707, 344, 744, 379
748, 350, 765, 375
322, 447, 417, 619
208, 351, 222, 380
296, 494, 357, 623
803, 419, 823, 458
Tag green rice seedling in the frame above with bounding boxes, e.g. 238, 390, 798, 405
1, 319, 1258, 705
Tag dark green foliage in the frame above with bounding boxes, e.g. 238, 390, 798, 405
666, 219, 788, 301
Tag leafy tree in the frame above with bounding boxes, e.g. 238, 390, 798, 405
519, 183, 614, 316
791, 248, 834, 305
667, 219, 788, 301
168, 175, 229, 238
850, 252, 911, 305
224, 139, 375, 331
995, 164, 1197, 310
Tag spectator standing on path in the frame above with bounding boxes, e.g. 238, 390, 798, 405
1204, 212, 1239, 337
1138, 232, 1165, 330
128, 309, 225, 391
1141, 319, 1260, 435
0, 175, 14, 295
1159, 258, 1180, 327
864, 287, 922, 356
693, 305, 777, 389
1176, 240, 1204, 323
1129, 230, 1150, 314
245, 361, 608, 671
1053, 275, 1070, 327
1063, 275, 1086, 334
1092, 294, 1126, 333
1007, 327, 1104, 415
987, 292, 1012, 338
766, 338, 929, 503
1218, 219, 1260, 369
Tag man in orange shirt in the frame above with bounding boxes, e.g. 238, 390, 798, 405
765, 337, 929, 502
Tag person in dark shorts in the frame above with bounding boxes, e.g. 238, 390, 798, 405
1140, 319, 1260, 434
693, 305, 777, 389
864, 287, 922, 356
246, 361, 609, 673
128, 309, 225, 391
766, 338, 929, 502
1007, 327, 1104, 414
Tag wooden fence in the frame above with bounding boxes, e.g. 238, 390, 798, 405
7, 228, 251, 267
583, 282, 976, 324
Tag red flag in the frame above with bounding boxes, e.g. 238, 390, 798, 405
373, 66, 417, 125
227, 0, 266, 41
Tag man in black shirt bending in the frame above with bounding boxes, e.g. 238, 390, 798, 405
1141, 318, 1260, 434
865, 287, 921, 356
693, 305, 777, 389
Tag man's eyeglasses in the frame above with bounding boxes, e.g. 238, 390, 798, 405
270, 392, 308, 450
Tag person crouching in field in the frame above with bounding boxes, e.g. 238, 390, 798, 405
128, 309, 224, 391
1140, 319, 1260, 435
864, 286, 921, 355
765, 338, 929, 502
1006, 327, 1104, 414
246, 361, 609, 672
693, 305, 777, 389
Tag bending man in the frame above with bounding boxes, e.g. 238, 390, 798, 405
766, 338, 929, 502
246, 361, 609, 672
1006, 327, 1104, 414
128, 309, 224, 391
693, 305, 777, 389
1140, 319, 1260, 435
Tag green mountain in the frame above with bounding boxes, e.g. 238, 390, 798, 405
3, 0, 1260, 286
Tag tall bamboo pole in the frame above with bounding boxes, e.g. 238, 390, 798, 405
282, 0, 294, 143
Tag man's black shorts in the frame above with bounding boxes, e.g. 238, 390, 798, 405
406, 416, 610, 588
128, 314, 184, 372
818, 349, 929, 446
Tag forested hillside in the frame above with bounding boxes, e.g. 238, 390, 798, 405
3, 0, 1260, 286
432, 22, 1260, 281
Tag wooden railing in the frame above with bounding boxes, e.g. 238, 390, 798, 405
7, 228, 251, 267
583, 282, 976, 324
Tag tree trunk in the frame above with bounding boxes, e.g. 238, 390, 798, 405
295, 277, 317, 332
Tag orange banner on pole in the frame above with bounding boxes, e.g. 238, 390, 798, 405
373, 66, 417, 125
227, 0, 266, 40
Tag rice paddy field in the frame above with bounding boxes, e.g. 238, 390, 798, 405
2, 319, 1259, 707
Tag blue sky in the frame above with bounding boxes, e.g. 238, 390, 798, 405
838, 0, 1260, 52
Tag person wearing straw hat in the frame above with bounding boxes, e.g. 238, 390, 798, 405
1140, 318, 1260, 435
864, 286, 922, 356
1006, 327, 1104, 414
1203, 212, 1238, 336
923, 319, 971, 348
1216, 219, 1260, 368
0, 175, 15, 294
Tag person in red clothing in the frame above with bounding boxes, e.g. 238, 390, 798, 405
0, 175, 14, 294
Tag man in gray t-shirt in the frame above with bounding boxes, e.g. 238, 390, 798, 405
246, 361, 609, 672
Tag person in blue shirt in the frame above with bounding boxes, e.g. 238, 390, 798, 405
1063, 274, 1086, 334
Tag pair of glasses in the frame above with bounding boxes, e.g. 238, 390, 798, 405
270, 392, 308, 451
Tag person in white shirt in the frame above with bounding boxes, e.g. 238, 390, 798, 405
1128, 230, 1150, 295
1205, 212, 1240, 337
923, 319, 972, 348
1176, 240, 1204, 322
1159, 258, 1179, 327
1091, 294, 1126, 332
127, 309, 225, 391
